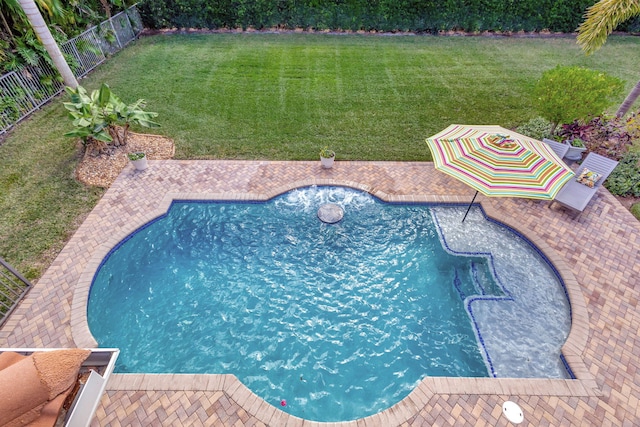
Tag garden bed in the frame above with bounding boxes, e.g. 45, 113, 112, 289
75, 132, 175, 188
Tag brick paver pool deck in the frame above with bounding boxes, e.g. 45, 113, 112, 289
1, 160, 639, 426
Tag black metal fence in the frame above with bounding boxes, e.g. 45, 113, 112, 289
0, 257, 32, 327
0, 5, 143, 136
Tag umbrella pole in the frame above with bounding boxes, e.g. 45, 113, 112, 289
462, 191, 479, 223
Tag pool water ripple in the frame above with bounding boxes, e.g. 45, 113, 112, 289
88, 187, 570, 422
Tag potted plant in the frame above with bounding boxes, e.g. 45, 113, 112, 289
319, 146, 335, 169
564, 137, 587, 161
128, 152, 148, 171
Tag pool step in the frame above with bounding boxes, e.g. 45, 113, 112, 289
453, 263, 502, 301
452, 268, 467, 300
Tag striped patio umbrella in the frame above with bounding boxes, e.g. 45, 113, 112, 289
426, 124, 574, 221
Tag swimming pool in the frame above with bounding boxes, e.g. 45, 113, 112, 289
88, 186, 571, 422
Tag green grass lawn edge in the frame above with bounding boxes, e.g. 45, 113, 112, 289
3, 33, 640, 280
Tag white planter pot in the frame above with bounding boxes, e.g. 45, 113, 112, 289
131, 156, 148, 171
320, 156, 335, 169
564, 142, 586, 161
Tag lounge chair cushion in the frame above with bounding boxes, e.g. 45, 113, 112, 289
576, 168, 602, 188
0, 349, 90, 427
0, 351, 28, 369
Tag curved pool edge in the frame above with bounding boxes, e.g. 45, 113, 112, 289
71, 178, 600, 426
102, 373, 601, 427
479, 203, 597, 392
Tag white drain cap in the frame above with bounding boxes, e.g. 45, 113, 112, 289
502, 401, 524, 424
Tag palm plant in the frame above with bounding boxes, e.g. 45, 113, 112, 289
577, 0, 640, 117
64, 83, 160, 151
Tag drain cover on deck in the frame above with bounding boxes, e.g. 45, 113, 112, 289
317, 203, 344, 224
502, 401, 524, 424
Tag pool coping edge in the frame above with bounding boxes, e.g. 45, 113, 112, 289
70, 178, 599, 426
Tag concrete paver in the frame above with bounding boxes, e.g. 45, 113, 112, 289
1, 160, 639, 426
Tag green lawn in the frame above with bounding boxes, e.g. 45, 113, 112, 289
2, 33, 640, 279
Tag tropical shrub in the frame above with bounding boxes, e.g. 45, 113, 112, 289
0, 96, 21, 122
623, 109, 640, 141
584, 116, 633, 160
516, 117, 553, 141
0, 0, 121, 73
63, 83, 160, 152
127, 152, 146, 161
138, 0, 596, 33
570, 137, 586, 148
559, 116, 633, 161
604, 151, 640, 197
558, 120, 592, 142
533, 66, 624, 134
631, 203, 640, 221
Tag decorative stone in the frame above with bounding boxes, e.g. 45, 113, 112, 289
317, 203, 344, 224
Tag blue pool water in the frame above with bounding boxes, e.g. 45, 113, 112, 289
88, 186, 571, 422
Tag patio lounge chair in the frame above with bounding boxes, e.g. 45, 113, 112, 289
542, 138, 570, 160
549, 152, 619, 217
0, 348, 119, 427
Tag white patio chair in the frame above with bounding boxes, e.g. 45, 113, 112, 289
542, 138, 570, 160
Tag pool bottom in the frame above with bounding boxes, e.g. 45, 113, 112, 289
90, 189, 500, 421
87, 187, 571, 422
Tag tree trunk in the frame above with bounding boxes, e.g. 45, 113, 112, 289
17, 0, 78, 88
0, 10, 14, 39
122, 123, 130, 145
108, 125, 124, 145
98, 0, 112, 18
616, 78, 640, 117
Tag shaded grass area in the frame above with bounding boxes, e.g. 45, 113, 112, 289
0, 106, 104, 279
2, 33, 640, 279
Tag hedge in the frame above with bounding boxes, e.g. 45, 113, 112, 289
137, 0, 640, 33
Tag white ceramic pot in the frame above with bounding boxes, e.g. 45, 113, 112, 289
131, 155, 148, 171
320, 155, 335, 169
564, 142, 587, 161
